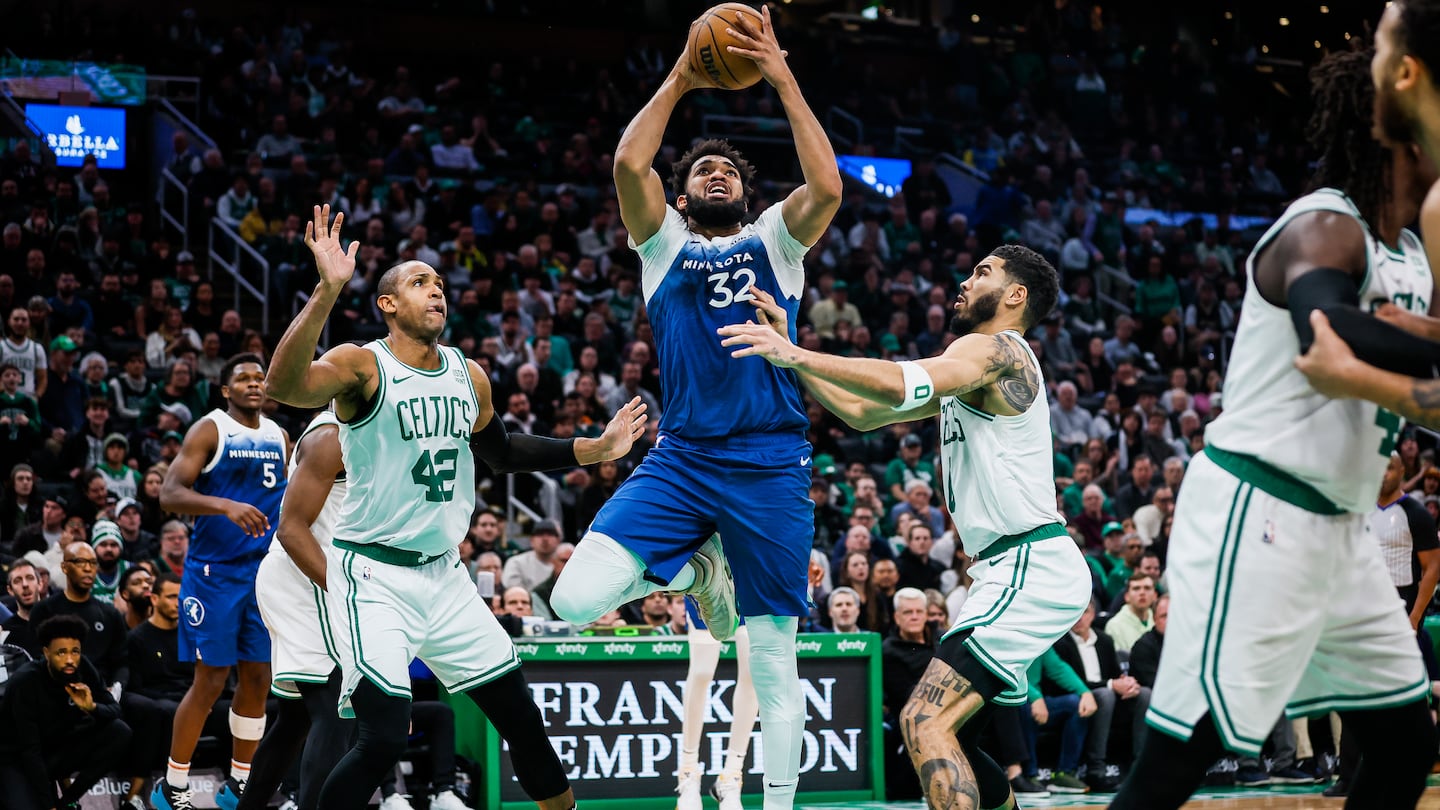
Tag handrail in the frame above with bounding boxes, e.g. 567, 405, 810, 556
700, 113, 795, 145
825, 106, 863, 150
208, 218, 271, 332
148, 76, 204, 124
505, 472, 564, 541
157, 97, 215, 149
0, 91, 56, 168
158, 167, 189, 252
291, 290, 331, 352
936, 151, 989, 183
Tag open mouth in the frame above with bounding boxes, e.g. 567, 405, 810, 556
706, 182, 728, 198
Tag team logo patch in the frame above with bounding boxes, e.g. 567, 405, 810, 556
94, 621, 104, 632
183, 597, 205, 626
362, 566, 373, 580
1262, 520, 1276, 544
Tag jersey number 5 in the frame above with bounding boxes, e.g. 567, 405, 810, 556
262, 462, 278, 488
707, 268, 756, 309
411, 448, 460, 502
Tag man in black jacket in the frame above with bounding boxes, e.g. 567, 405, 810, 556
881, 588, 939, 800
1052, 598, 1149, 793
895, 523, 946, 592
29, 539, 128, 689
0, 613, 132, 809
1128, 594, 1166, 689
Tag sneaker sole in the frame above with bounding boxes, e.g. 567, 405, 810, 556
1047, 786, 1090, 794
1270, 777, 1320, 785
692, 536, 739, 641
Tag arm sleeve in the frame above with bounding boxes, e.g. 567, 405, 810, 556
471, 413, 577, 474
1401, 498, 1440, 552
1289, 267, 1440, 377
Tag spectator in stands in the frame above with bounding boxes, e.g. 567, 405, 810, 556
882, 587, 938, 799
1130, 487, 1174, 547
1113, 455, 1156, 519
255, 114, 302, 159
88, 519, 130, 603
48, 270, 93, 336
1073, 486, 1117, 549
1102, 316, 1143, 369
39, 335, 85, 432
1051, 381, 1092, 456
61, 397, 114, 481
0, 362, 42, 473
114, 565, 153, 631
530, 542, 573, 622
896, 522, 946, 592
29, 539, 128, 687
604, 361, 659, 421
153, 519, 188, 578
137, 361, 207, 429
885, 433, 936, 505
0, 463, 39, 552
501, 519, 563, 591
825, 587, 862, 633
0, 613, 132, 810
1104, 572, 1156, 652
888, 479, 945, 538
1, 557, 42, 655
1101, 533, 1145, 603
1055, 599, 1147, 792
10, 493, 67, 559
1128, 593, 1166, 688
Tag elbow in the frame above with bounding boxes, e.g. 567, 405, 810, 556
813, 176, 844, 208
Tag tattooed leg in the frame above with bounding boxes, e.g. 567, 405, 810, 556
900, 658, 990, 810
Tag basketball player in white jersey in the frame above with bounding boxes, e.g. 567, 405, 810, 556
1107, 51, 1440, 810
721, 244, 1089, 810
267, 206, 647, 809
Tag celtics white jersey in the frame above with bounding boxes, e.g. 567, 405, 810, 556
939, 331, 1063, 556
332, 341, 479, 557
270, 411, 347, 554
1207, 189, 1433, 513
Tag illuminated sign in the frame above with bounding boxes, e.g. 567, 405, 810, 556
26, 104, 127, 169
836, 155, 912, 198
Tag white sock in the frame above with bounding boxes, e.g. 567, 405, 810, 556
745, 616, 803, 810
231, 759, 251, 784
166, 759, 190, 789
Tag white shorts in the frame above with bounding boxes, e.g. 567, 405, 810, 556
1148, 449, 1429, 756
326, 544, 520, 716
942, 530, 1091, 705
256, 549, 339, 699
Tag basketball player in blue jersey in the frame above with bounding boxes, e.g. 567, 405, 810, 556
152, 353, 287, 810
548, 9, 841, 810
266, 206, 646, 810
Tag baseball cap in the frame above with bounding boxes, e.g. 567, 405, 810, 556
901, 434, 923, 449
104, 432, 128, 451
532, 519, 561, 536
879, 333, 901, 352
162, 430, 185, 443
1102, 521, 1124, 536
116, 497, 141, 516
21, 550, 47, 571
176, 251, 196, 263
812, 453, 837, 476
49, 335, 78, 352
439, 241, 457, 253
159, 402, 193, 426
831, 280, 849, 292
91, 519, 124, 548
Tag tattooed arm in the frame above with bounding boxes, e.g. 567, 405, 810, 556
1296, 310, 1440, 428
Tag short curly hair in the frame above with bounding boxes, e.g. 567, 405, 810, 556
669, 138, 756, 199
990, 244, 1059, 329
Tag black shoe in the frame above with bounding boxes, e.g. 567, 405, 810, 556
1234, 766, 1271, 787
1009, 775, 1050, 798
1085, 772, 1122, 793
1270, 765, 1320, 785
1323, 778, 1351, 798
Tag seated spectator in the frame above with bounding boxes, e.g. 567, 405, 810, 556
1054, 599, 1149, 792
829, 524, 896, 582
38, 335, 86, 433
895, 523, 946, 592
88, 519, 131, 602
501, 519, 563, 591
114, 565, 153, 631
1128, 594, 1166, 688
1050, 381, 1092, 454
1101, 532, 1146, 604
825, 586, 863, 633
109, 351, 153, 431
882, 588, 938, 799
10, 492, 67, 559
887, 479, 946, 539
1072, 485, 1118, 550
1104, 572, 1157, 652
1023, 647, 1095, 795
1113, 456, 1157, 519
154, 519, 188, 578
530, 542, 573, 621
1130, 486, 1175, 547
0, 613, 132, 810
0, 362, 42, 474
137, 361, 208, 430
29, 540, 128, 687
1, 556, 43, 655
885, 433, 936, 505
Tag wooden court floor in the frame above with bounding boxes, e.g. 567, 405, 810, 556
801, 784, 1440, 808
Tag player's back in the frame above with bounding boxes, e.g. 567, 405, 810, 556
938, 332, 1063, 557
332, 341, 477, 558
1207, 189, 1433, 513
191, 408, 287, 564
635, 205, 809, 442
272, 411, 347, 553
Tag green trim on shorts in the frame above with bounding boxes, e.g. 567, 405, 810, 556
1201, 483, 1267, 755
313, 582, 340, 663
334, 538, 448, 567
1146, 706, 1195, 739
976, 522, 1067, 562
942, 544, 1032, 640
961, 636, 1021, 692
271, 670, 330, 701
340, 550, 410, 698
1285, 677, 1431, 718
1205, 446, 1345, 515
1144, 714, 1194, 744
991, 693, 1028, 707
445, 653, 523, 694
271, 684, 302, 699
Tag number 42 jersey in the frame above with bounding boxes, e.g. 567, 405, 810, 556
634, 204, 810, 441
333, 341, 477, 557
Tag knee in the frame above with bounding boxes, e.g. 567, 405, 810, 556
1093, 687, 1117, 711
548, 578, 605, 626
107, 719, 134, 751
191, 666, 231, 697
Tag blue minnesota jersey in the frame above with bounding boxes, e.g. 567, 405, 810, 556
635, 204, 810, 441
191, 409, 287, 563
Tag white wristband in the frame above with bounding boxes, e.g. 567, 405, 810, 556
893, 361, 936, 412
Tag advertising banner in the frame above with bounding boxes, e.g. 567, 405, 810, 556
1, 58, 146, 106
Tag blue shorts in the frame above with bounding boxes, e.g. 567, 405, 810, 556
179, 555, 270, 666
589, 432, 814, 617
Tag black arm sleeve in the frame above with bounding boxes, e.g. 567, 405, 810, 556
1289, 267, 1440, 378
471, 414, 578, 474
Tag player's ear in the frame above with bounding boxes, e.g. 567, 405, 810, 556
1398, 54, 1424, 93
676, 194, 688, 213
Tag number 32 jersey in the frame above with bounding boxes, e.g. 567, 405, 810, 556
333, 341, 477, 557
634, 205, 809, 441
1207, 189, 1434, 513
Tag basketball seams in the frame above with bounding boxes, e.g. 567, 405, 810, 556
705, 11, 745, 89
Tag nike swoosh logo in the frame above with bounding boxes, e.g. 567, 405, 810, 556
392, 375, 413, 384
226, 432, 240, 438
800, 456, 811, 466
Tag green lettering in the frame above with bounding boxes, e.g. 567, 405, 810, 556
1376, 408, 1402, 457
410, 447, 460, 502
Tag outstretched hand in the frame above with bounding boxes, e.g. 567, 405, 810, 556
304, 204, 360, 289
718, 316, 801, 368
747, 286, 790, 338
595, 396, 649, 459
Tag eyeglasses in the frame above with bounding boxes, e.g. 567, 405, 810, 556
63, 558, 97, 568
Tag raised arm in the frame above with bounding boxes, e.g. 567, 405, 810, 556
269, 205, 373, 409
727, 6, 842, 245
614, 43, 710, 245
159, 417, 271, 536
276, 423, 344, 588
